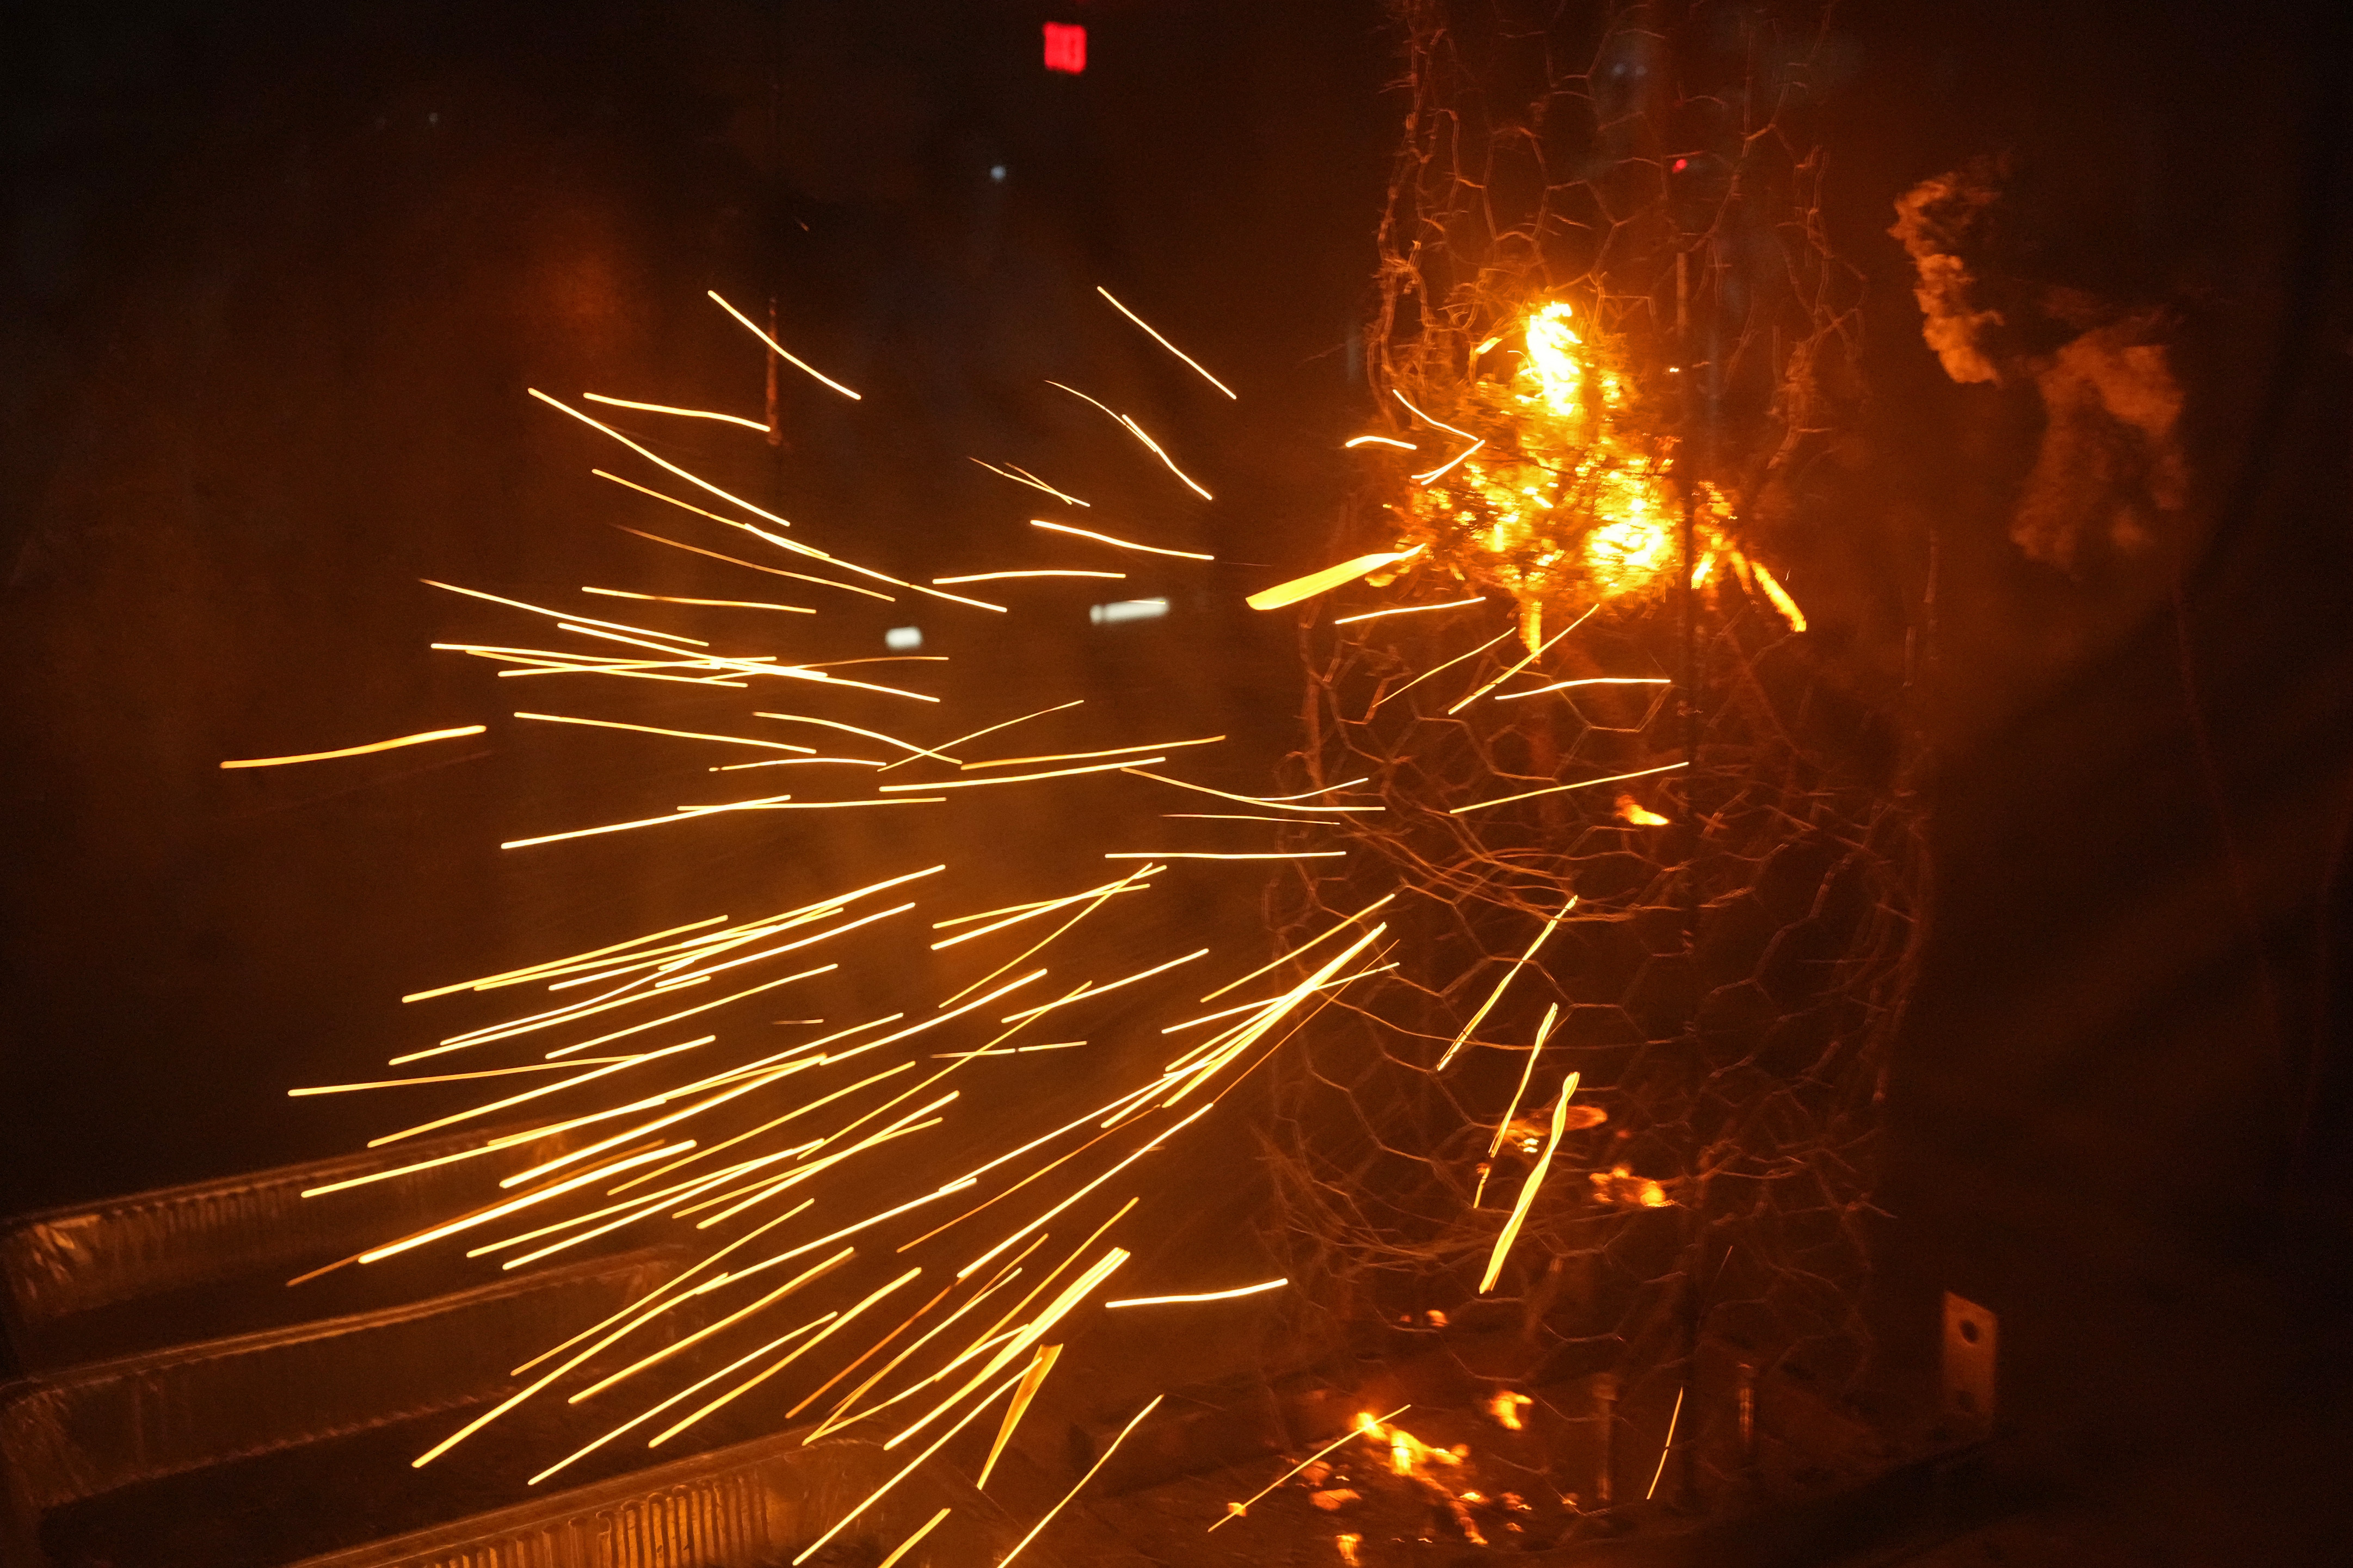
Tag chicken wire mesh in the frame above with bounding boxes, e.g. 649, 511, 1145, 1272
1254, 0, 1923, 1508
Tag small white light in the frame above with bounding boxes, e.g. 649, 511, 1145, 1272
989, 164, 1008, 182
885, 626, 923, 651
1089, 598, 1169, 627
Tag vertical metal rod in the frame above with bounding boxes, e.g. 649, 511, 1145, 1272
1593, 1373, 1618, 1507
1737, 1360, 1757, 1470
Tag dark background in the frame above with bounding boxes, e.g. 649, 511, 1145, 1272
4, 0, 2349, 1554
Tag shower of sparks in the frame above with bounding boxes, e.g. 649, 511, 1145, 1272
219, 724, 485, 768
255, 289, 1821, 1558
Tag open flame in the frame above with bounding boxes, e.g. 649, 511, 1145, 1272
1360, 300, 1804, 644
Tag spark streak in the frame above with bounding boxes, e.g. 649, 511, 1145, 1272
531, 391, 799, 530
1000, 1394, 1163, 1565
1097, 286, 1237, 399
582, 392, 768, 430
977, 1342, 1062, 1488
931, 570, 1124, 583
1047, 381, 1214, 499
1246, 547, 1424, 612
1333, 595, 1484, 625
962, 735, 1221, 769
707, 291, 862, 400
877, 756, 1159, 792
514, 712, 815, 754
220, 725, 485, 769
1030, 518, 1212, 561
1447, 760, 1689, 815
1478, 1071, 1580, 1293
879, 1510, 952, 1567
1434, 898, 1574, 1071
1105, 1278, 1286, 1308
1105, 850, 1344, 862
789, 1366, 1029, 1566
582, 587, 812, 614
1493, 675, 1672, 700
970, 458, 1089, 507
1208, 1403, 1412, 1531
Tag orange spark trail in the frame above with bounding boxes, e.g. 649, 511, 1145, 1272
1000, 1393, 1163, 1565
874, 697, 1082, 776
567, 1248, 853, 1403
527, 1308, 835, 1485
220, 724, 484, 769
878, 1510, 952, 1567
1479, 1071, 1581, 1293
970, 457, 1091, 507
514, 712, 816, 754
1368, 625, 1515, 712
603, 505, 891, 601
582, 391, 768, 430
707, 291, 862, 400
931, 570, 1124, 583
1122, 769, 1382, 814
582, 587, 812, 614
421, 579, 708, 646
977, 1341, 1063, 1489
1030, 518, 1212, 560
1493, 675, 1672, 700
1207, 1403, 1412, 1532
1199, 892, 1396, 1002
1106, 1278, 1286, 1308
1446, 609, 1592, 713
1096, 286, 1237, 399
999, 949, 1208, 1023
962, 735, 1222, 770
1047, 381, 1214, 499
790, 1366, 1031, 1566
1245, 545, 1425, 612
650, 1267, 923, 1446
531, 390, 799, 529
1433, 898, 1575, 1071
878, 757, 1159, 792
754, 712, 963, 765
1105, 850, 1344, 861
1334, 595, 1483, 625
1447, 760, 1689, 815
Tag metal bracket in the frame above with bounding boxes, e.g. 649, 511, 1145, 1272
1939, 1291, 1998, 1437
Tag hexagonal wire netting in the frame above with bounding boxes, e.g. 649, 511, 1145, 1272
1254, 0, 1924, 1511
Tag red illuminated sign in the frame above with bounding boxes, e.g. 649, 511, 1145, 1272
1043, 22, 1086, 74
